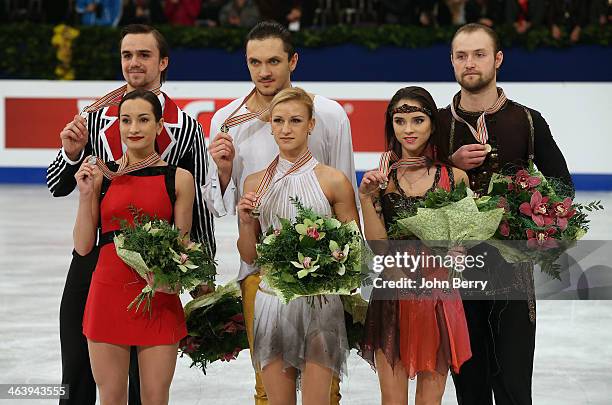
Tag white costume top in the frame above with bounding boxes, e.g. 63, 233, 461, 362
251, 156, 348, 375
203, 93, 358, 280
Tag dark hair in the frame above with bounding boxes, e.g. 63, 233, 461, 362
245, 20, 295, 60
384, 86, 450, 165
120, 24, 169, 84
451, 23, 501, 54
119, 89, 163, 122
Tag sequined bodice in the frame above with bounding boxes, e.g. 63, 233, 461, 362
381, 165, 453, 236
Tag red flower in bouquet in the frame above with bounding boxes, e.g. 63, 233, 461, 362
526, 228, 558, 250
509, 169, 541, 191
220, 347, 243, 362
230, 313, 244, 323
222, 314, 246, 335
180, 336, 201, 354
519, 191, 554, 227
552, 198, 576, 231
499, 220, 510, 237
497, 197, 509, 212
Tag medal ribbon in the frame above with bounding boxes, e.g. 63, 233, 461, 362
378, 151, 429, 178
89, 152, 161, 180
253, 150, 313, 209
449, 88, 507, 145
80, 84, 162, 116
220, 88, 270, 133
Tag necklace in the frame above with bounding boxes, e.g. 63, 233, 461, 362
396, 166, 431, 193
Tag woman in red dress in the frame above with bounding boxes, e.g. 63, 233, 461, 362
358, 87, 472, 404
73, 89, 194, 405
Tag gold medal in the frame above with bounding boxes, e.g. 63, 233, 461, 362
484, 144, 492, 153
379, 180, 388, 190
220, 124, 230, 133
87, 156, 97, 165
250, 206, 260, 218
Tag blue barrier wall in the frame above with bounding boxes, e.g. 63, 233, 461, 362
167, 44, 612, 82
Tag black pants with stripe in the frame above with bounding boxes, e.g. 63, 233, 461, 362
451, 299, 536, 405
59, 248, 141, 405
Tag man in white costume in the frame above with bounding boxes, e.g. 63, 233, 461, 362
203, 20, 357, 405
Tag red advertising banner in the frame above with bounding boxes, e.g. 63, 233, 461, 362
5, 98, 387, 151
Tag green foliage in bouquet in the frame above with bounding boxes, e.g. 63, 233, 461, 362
485, 164, 604, 278
341, 294, 368, 351
180, 282, 248, 373
255, 197, 364, 304
388, 181, 504, 247
114, 206, 216, 314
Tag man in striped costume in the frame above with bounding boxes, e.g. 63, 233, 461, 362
46, 24, 215, 405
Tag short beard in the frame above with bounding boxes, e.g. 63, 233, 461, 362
458, 72, 495, 93
455, 66, 496, 93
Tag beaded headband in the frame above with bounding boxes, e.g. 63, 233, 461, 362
391, 103, 432, 117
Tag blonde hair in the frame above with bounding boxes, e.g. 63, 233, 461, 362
269, 87, 314, 119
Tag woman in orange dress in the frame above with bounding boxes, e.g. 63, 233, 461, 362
358, 87, 472, 405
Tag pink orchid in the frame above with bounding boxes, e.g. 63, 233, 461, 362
519, 191, 554, 227
273, 228, 282, 236
526, 228, 558, 250
513, 169, 541, 191
499, 220, 510, 237
551, 198, 576, 231
303, 256, 313, 268
179, 253, 189, 264
332, 250, 346, 261
306, 226, 320, 240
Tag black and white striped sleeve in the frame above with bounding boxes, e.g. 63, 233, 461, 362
187, 115, 216, 257
46, 138, 92, 197
46, 110, 103, 197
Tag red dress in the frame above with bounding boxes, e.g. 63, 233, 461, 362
359, 165, 472, 378
82, 166, 187, 346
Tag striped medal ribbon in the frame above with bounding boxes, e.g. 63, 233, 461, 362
220, 88, 270, 133
87, 152, 160, 180
377, 151, 429, 190
80, 84, 162, 117
449, 88, 507, 153
250, 150, 313, 218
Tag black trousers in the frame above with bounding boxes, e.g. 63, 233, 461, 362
59, 248, 142, 405
451, 299, 536, 405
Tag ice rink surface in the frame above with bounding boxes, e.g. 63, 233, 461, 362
1, 186, 611, 404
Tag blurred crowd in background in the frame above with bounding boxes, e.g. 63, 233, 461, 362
3, 1, 611, 43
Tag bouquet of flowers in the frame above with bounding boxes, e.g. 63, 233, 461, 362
114, 206, 216, 315
255, 197, 364, 304
180, 281, 248, 373
389, 181, 505, 249
484, 164, 604, 278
